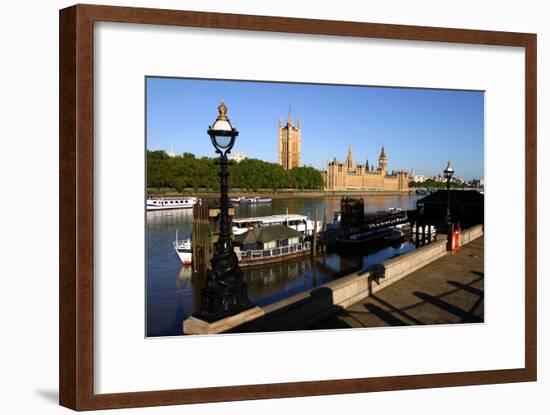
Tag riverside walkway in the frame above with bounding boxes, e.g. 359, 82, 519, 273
311, 236, 484, 329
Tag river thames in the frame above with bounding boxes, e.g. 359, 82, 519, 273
146, 194, 421, 337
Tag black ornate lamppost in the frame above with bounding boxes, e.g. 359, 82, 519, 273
443, 160, 454, 231
193, 101, 254, 322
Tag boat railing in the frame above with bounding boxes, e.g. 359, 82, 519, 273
173, 239, 191, 248
238, 241, 311, 261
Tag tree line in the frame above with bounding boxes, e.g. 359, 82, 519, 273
147, 151, 325, 192
409, 179, 477, 189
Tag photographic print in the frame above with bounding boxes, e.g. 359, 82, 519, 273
145, 77, 484, 337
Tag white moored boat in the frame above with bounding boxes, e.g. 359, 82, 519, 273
232, 213, 322, 236
147, 197, 199, 211
173, 230, 192, 265
238, 197, 272, 205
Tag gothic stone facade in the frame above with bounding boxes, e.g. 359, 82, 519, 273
278, 114, 301, 170
323, 146, 409, 191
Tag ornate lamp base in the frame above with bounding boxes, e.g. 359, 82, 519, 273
193, 273, 254, 323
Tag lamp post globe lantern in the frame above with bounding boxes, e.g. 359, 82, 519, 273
443, 160, 454, 187
208, 100, 238, 153
192, 100, 254, 323
443, 160, 454, 230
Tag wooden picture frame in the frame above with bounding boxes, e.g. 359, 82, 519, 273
59, 4, 537, 410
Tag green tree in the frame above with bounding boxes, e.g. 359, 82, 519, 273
146, 151, 325, 191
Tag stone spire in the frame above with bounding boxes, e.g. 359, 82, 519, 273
378, 145, 387, 175
288, 104, 293, 127
346, 144, 354, 171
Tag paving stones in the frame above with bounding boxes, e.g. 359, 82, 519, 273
311, 237, 484, 329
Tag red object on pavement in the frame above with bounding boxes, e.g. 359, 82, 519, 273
451, 223, 462, 253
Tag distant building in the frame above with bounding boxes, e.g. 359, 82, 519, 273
469, 179, 484, 188
413, 175, 427, 183
167, 143, 176, 158
278, 113, 301, 170
323, 145, 409, 191
231, 151, 246, 163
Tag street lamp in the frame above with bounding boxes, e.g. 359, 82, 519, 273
193, 101, 254, 322
443, 160, 454, 230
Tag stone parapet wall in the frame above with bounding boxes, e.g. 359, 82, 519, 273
460, 224, 484, 246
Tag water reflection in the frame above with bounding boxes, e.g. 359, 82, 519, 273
146, 194, 420, 337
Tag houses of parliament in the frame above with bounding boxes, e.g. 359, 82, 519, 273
277, 114, 409, 192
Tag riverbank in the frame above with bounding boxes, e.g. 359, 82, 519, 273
311, 235, 484, 329
147, 187, 412, 199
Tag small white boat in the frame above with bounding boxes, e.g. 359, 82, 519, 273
238, 197, 272, 205
147, 197, 199, 211
256, 197, 272, 203
173, 230, 192, 265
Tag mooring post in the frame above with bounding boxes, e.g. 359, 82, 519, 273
197, 205, 202, 274
192, 270, 205, 309
312, 208, 318, 257
200, 206, 205, 272
192, 205, 197, 271
422, 221, 426, 246
203, 204, 210, 272
194, 204, 209, 275
415, 220, 420, 248
197, 205, 203, 274
207, 205, 212, 270
322, 207, 327, 252
199, 205, 205, 273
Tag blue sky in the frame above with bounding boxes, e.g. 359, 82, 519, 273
146, 77, 484, 180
